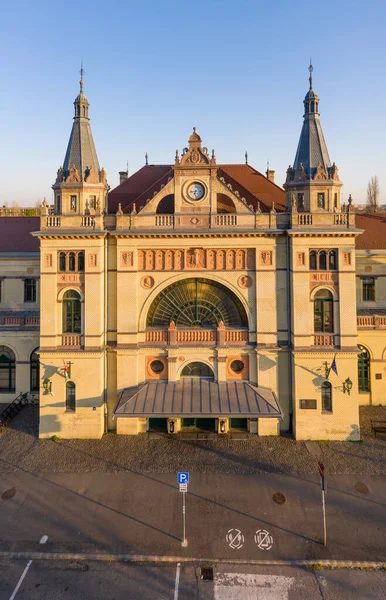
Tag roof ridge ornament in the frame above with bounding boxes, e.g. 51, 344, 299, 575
80, 61, 84, 93
309, 59, 313, 91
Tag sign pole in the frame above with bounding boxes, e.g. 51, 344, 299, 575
177, 472, 189, 548
182, 491, 187, 547
318, 462, 327, 546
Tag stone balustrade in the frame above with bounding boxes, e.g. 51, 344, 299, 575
313, 334, 335, 346
357, 315, 386, 329
61, 334, 83, 347
0, 317, 39, 328
145, 328, 250, 345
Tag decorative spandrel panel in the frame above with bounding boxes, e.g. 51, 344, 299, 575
138, 248, 255, 271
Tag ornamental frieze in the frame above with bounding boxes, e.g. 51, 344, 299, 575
138, 248, 255, 271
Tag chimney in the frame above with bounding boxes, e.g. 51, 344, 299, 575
266, 169, 275, 183
119, 169, 128, 185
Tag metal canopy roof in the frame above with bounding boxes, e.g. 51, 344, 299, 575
114, 379, 282, 419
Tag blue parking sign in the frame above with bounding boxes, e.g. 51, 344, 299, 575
178, 472, 189, 484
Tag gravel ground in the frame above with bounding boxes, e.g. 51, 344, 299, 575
0, 405, 385, 475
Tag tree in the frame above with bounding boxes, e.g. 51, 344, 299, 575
366, 176, 380, 214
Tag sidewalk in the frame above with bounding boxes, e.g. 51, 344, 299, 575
0, 405, 385, 476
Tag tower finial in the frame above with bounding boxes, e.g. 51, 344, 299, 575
308, 59, 313, 90
245, 150, 248, 165
80, 61, 84, 93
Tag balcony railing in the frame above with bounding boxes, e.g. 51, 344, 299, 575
61, 334, 83, 347
314, 334, 335, 347
0, 317, 39, 329
357, 315, 386, 329
145, 328, 250, 345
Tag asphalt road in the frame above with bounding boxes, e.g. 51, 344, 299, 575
0, 471, 385, 561
0, 561, 385, 599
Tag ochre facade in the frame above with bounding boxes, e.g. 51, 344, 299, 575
1, 69, 385, 441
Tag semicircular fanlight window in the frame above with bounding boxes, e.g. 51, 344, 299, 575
146, 278, 248, 329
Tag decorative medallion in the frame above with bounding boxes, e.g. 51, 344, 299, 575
141, 275, 154, 289
190, 217, 200, 225
238, 275, 252, 289
364, 265, 372, 273
179, 356, 185, 362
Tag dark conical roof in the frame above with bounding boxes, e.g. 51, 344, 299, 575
292, 64, 331, 178
62, 76, 100, 180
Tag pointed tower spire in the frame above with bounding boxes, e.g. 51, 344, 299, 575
292, 62, 331, 179
53, 69, 107, 215
62, 67, 100, 181
284, 63, 342, 213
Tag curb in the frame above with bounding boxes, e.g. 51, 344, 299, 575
0, 553, 385, 569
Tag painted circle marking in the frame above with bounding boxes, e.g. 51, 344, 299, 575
226, 528, 244, 550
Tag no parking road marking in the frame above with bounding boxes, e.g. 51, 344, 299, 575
8, 535, 48, 600
255, 529, 274, 550
226, 528, 244, 549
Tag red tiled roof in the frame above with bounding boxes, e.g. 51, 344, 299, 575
108, 165, 172, 214
355, 213, 386, 249
218, 165, 286, 212
0, 217, 40, 253
108, 163, 286, 214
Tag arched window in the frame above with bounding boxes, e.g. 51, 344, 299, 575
180, 362, 214, 379
66, 381, 76, 412
59, 252, 66, 272
68, 253, 76, 272
358, 345, 370, 392
0, 346, 16, 392
310, 251, 317, 270
314, 289, 334, 333
319, 251, 327, 270
63, 290, 81, 333
321, 381, 332, 412
77, 252, 85, 272
328, 250, 337, 270
30, 349, 39, 392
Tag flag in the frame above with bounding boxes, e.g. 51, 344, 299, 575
329, 354, 338, 376
63, 360, 70, 381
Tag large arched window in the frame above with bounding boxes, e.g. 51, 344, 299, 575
180, 362, 214, 379
146, 278, 248, 329
66, 381, 76, 412
319, 251, 327, 270
321, 381, 332, 412
314, 289, 334, 333
63, 290, 82, 333
217, 194, 236, 214
30, 349, 39, 392
0, 346, 16, 392
358, 345, 370, 392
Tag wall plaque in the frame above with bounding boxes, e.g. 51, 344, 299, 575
300, 399, 317, 409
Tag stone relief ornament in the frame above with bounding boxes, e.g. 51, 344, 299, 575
120, 251, 134, 267
294, 163, 307, 182
67, 165, 81, 183
55, 166, 64, 184
238, 275, 252, 289
141, 276, 154, 289
85, 166, 99, 183
260, 251, 273, 266
313, 162, 327, 181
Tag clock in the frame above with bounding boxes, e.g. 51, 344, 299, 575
186, 181, 205, 201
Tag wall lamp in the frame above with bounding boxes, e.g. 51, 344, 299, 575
220, 420, 226, 433
42, 378, 52, 394
343, 377, 353, 395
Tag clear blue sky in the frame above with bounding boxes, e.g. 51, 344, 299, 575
1, 0, 385, 206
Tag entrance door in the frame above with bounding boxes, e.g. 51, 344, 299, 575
148, 418, 168, 432
181, 418, 216, 431
229, 418, 248, 430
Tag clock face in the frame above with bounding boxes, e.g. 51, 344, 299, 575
187, 182, 205, 201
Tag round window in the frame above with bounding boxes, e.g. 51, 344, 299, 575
230, 360, 244, 374
150, 360, 164, 374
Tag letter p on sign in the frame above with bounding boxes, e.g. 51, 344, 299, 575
178, 472, 189, 484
